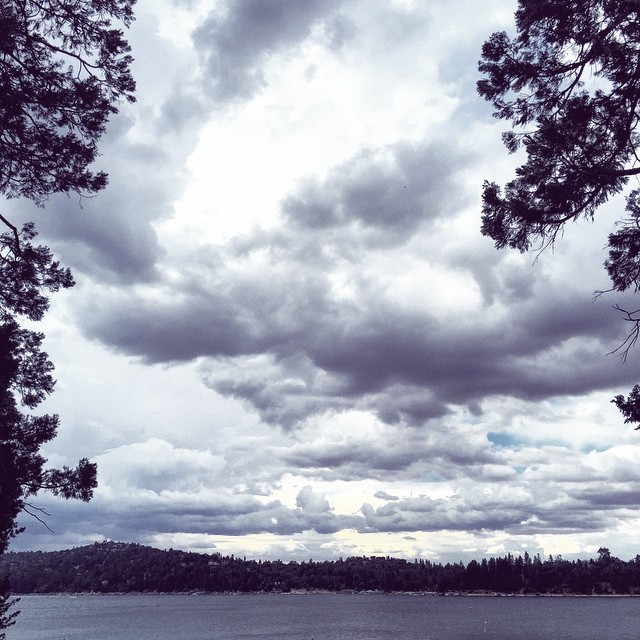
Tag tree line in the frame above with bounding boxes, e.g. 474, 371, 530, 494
2, 542, 640, 596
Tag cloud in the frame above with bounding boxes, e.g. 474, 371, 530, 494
356, 445, 640, 536
192, 0, 351, 104
278, 419, 497, 481
72, 134, 638, 429
375, 491, 399, 501
13, 414, 640, 561
296, 485, 331, 513
96, 438, 227, 493
282, 139, 471, 246
360, 491, 526, 534
27, 139, 167, 284
9, 3, 213, 286
18, 455, 364, 542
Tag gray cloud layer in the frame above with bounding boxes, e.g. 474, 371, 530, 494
193, 0, 350, 103
73, 133, 638, 429
14, 431, 640, 560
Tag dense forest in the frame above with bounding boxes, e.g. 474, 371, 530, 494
2, 542, 640, 595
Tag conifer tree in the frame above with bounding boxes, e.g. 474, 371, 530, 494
478, 0, 640, 425
0, 2, 136, 635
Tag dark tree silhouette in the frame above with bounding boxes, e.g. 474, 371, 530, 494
478, 0, 640, 425
0, 227, 98, 548
2, 542, 640, 596
0, 0, 136, 205
0, 224, 98, 637
612, 384, 640, 429
0, 315, 98, 545
0, 2, 136, 635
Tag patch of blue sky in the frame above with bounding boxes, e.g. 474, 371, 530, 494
487, 431, 526, 448
488, 431, 577, 450
581, 443, 610, 453
422, 470, 446, 482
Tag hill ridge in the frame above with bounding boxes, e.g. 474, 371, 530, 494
2, 542, 639, 595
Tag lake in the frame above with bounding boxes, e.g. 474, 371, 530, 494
7, 592, 640, 640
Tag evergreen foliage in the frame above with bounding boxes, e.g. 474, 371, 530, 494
478, 0, 640, 424
0, 222, 97, 551
0, 0, 136, 203
0, 2, 136, 636
3, 542, 640, 596
479, 0, 640, 254
0, 225, 98, 639
0, 575, 17, 639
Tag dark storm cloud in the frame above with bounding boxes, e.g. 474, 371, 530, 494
7, 109, 170, 284
192, 0, 350, 103
81, 247, 331, 363
29, 145, 166, 284
572, 485, 640, 508
358, 472, 629, 535
13, 483, 363, 547
282, 140, 469, 246
79, 236, 638, 430
80, 248, 638, 432
69, 104, 639, 429
265, 292, 630, 419
279, 426, 497, 482
283, 438, 427, 478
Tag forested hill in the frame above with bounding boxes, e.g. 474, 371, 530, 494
2, 542, 640, 595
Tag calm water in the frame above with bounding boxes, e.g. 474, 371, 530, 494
7, 593, 640, 640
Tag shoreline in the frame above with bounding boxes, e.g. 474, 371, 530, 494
14, 589, 640, 598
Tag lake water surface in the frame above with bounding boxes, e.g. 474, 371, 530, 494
8, 592, 640, 640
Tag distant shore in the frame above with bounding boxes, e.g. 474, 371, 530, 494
15, 589, 640, 598
5, 543, 640, 596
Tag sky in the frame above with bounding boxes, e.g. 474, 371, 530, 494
7, 0, 640, 565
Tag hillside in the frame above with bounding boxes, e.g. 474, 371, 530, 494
1, 542, 640, 595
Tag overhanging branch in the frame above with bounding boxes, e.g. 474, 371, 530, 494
608, 304, 640, 361
0, 214, 21, 256
21, 503, 54, 532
